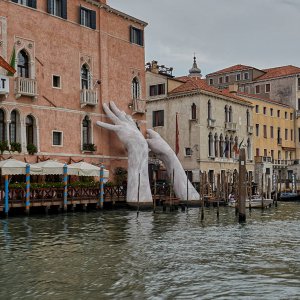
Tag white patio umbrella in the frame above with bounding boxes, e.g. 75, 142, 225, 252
67, 161, 109, 179
0, 159, 41, 175
30, 160, 66, 175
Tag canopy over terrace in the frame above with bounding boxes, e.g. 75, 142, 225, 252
30, 160, 65, 175
0, 159, 41, 175
68, 162, 102, 177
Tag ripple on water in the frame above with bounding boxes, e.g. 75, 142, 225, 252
0, 203, 300, 299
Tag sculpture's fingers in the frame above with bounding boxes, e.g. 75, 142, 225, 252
96, 121, 120, 131
146, 129, 160, 139
125, 114, 136, 126
109, 101, 128, 122
102, 103, 121, 125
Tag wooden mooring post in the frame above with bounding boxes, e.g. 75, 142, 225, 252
238, 149, 246, 223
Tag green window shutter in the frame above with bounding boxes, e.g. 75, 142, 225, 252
90, 10, 96, 29
47, 0, 53, 13
61, 0, 67, 19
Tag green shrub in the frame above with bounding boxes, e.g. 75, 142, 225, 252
83, 143, 96, 151
27, 143, 37, 155
0, 140, 9, 154
10, 142, 22, 153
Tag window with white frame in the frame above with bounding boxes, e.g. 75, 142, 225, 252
52, 131, 63, 146
52, 75, 61, 88
130, 26, 144, 46
236, 73, 241, 81
185, 147, 192, 156
80, 6, 96, 29
81, 64, 91, 90
13, 0, 36, 8
132, 77, 140, 99
243, 72, 249, 80
47, 0, 67, 19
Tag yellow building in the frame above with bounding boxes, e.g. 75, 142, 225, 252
238, 92, 295, 190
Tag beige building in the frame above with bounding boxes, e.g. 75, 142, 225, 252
146, 59, 254, 185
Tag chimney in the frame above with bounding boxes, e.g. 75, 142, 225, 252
229, 83, 238, 94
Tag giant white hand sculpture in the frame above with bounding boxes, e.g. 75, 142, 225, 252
147, 129, 200, 201
96, 102, 152, 204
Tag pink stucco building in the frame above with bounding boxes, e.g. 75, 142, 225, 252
0, 0, 147, 174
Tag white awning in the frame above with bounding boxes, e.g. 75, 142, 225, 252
30, 160, 66, 175
0, 159, 41, 175
67, 162, 101, 177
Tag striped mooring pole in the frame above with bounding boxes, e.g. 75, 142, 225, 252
4, 174, 9, 216
25, 164, 30, 214
63, 164, 68, 211
99, 165, 104, 209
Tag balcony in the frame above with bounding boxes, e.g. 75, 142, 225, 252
15, 77, 37, 99
130, 98, 146, 114
273, 159, 293, 167
255, 156, 272, 163
277, 137, 282, 145
80, 89, 98, 107
247, 125, 253, 134
296, 110, 300, 118
225, 122, 237, 132
207, 118, 216, 128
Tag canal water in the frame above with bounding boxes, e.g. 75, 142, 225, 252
0, 203, 299, 300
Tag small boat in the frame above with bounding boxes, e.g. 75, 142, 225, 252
278, 192, 300, 202
228, 195, 272, 208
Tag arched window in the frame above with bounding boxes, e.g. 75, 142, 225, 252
229, 106, 232, 122
26, 115, 34, 145
17, 50, 29, 78
214, 133, 218, 157
132, 77, 140, 99
208, 100, 212, 119
82, 116, 91, 146
225, 105, 228, 122
246, 109, 250, 127
208, 132, 213, 157
10, 110, 17, 143
191, 103, 197, 120
229, 135, 234, 158
225, 135, 229, 158
81, 64, 90, 90
219, 134, 224, 157
0, 109, 5, 142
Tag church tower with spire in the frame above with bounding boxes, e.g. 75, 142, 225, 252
188, 55, 202, 78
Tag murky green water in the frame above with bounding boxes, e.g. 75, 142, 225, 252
0, 203, 300, 299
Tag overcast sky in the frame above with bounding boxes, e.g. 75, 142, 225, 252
109, 0, 300, 77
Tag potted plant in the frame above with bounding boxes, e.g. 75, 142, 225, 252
10, 142, 22, 153
83, 143, 96, 152
27, 143, 37, 155
0, 140, 9, 154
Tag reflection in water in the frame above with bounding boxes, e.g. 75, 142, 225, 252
0, 203, 299, 299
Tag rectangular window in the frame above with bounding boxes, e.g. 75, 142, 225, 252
277, 110, 280, 118
52, 131, 63, 146
255, 105, 259, 113
12, 0, 37, 8
52, 75, 61, 88
263, 107, 266, 115
236, 74, 241, 81
149, 84, 165, 96
47, 0, 67, 19
290, 112, 293, 120
298, 98, 300, 110
256, 124, 259, 136
285, 111, 288, 119
243, 72, 249, 80
271, 150, 274, 159
152, 110, 164, 127
270, 126, 274, 138
263, 125, 267, 138
256, 148, 260, 156
255, 85, 260, 94
291, 129, 293, 141
80, 6, 96, 29
265, 83, 270, 93
299, 128, 300, 143
209, 78, 214, 85
285, 128, 288, 140
130, 26, 144, 46
264, 149, 267, 157
185, 147, 192, 156
298, 78, 300, 90
270, 108, 273, 116
225, 76, 229, 83
219, 77, 223, 84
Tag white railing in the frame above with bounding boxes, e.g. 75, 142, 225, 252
132, 98, 146, 114
207, 118, 216, 128
225, 122, 237, 131
80, 89, 98, 107
273, 159, 293, 166
296, 110, 300, 118
15, 77, 37, 98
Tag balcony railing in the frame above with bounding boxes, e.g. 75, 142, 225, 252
296, 110, 300, 118
80, 89, 98, 107
254, 156, 272, 163
15, 77, 37, 99
247, 125, 253, 134
225, 122, 237, 132
131, 98, 146, 114
273, 159, 293, 166
207, 118, 216, 128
